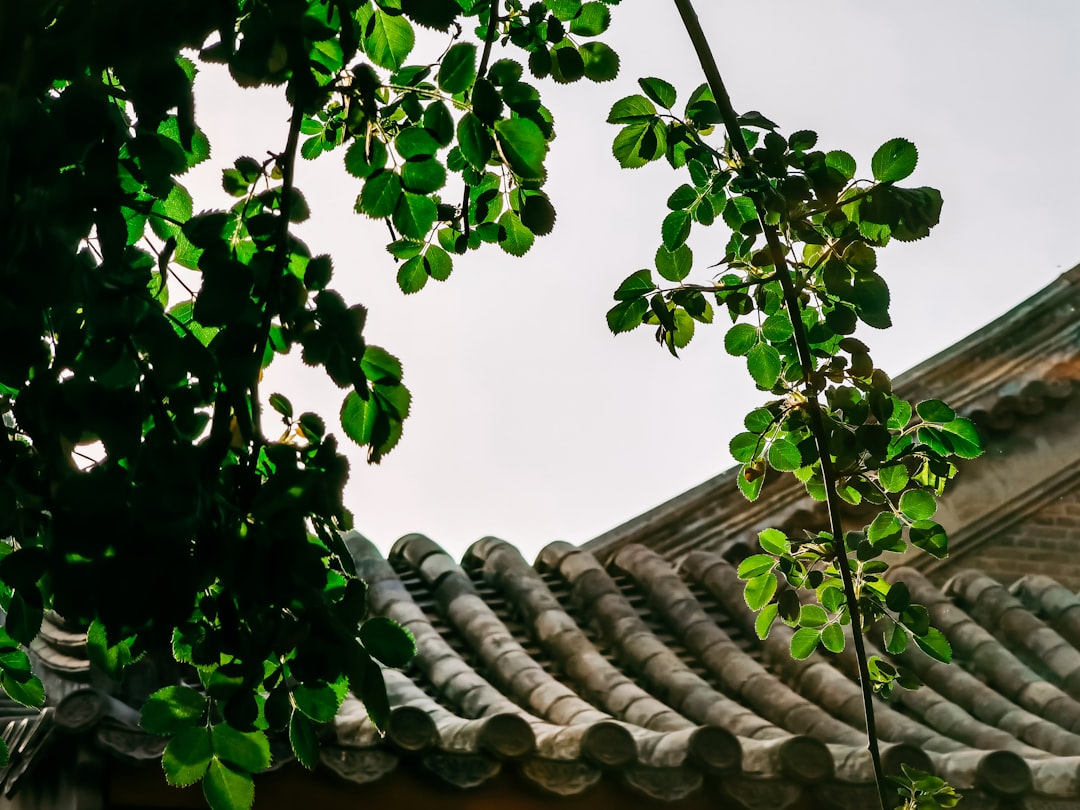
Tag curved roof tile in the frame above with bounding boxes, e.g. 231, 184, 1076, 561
8, 534, 1080, 805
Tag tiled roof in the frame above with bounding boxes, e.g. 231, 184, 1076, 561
10, 533, 1080, 808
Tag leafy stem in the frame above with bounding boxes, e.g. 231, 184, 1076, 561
672, 0, 890, 807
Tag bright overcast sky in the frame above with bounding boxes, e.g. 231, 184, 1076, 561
188, 2, 1080, 560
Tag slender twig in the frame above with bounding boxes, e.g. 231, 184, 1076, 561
462, 2, 501, 238
672, 2, 890, 808
250, 98, 305, 451
477, 0, 500, 79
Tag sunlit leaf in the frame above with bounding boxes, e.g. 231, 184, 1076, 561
580, 42, 619, 82
790, 627, 821, 659
913, 627, 952, 664
203, 758, 254, 810
438, 42, 477, 94
871, 138, 918, 183
744, 572, 777, 611
142, 686, 207, 735
363, 8, 415, 70
163, 726, 213, 787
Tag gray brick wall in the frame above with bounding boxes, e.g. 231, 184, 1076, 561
947, 486, 1080, 590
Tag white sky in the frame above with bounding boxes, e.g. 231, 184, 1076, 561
188, 1, 1080, 560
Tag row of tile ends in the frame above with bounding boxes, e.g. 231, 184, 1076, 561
13, 532, 1080, 809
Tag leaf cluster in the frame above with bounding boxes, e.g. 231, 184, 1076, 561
605, 68, 979, 723
0, 1, 554, 803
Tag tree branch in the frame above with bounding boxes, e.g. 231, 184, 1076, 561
672, 2, 890, 807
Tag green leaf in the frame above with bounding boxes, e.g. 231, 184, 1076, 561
395, 128, 440, 161
638, 77, 676, 109
203, 758, 254, 810
767, 439, 801, 472
85, 619, 134, 679
722, 195, 757, 229
867, 512, 904, 552
396, 256, 427, 294
268, 393, 293, 420
142, 686, 207, 735
494, 118, 547, 181
758, 528, 788, 556
386, 239, 423, 261
737, 554, 776, 580
305, 255, 333, 291
423, 245, 453, 281
729, 432, 761, 463
887, 399, 913, 431
497, 210, 534, 256
392, 191, 437, 240
743, 572, 777, 611
211, 725, 271, 773
399, 159, 444, 195
606, 298, 648, 333
289, 710, 319, 770
744, 408, 775, 433
755, 602, 779, 639
788, 130, 817, 151
607, 95, 656, 123
424, 99, 455, 143
580, 42, 618, 83
724, 324, 759, 357
820, 623, 845, 654
899, 489, 937, 521
438, 42, 477, 93
654, 244, 692, 282
913, 627, 952, 664
293, 682, 342, 723
360, 617, 416, 668
667, 184, 698, 211
363, 8, 415, 71
915, 399, 955, 423
940, 418, 983, 458
550, 43, 585, 83
661, 210, 691, 250
852, 272, 891, 329
799, 604, 828, 628
358, 171, 403, 218
613, 269, 655, 301
354, 654, 390, 730
1, 671, 43, 709
900, 604, 931, 637
746, 343, 782, 389
519, 192, 556, 236
549, 0, 582, 21
670, 308, 695, 350
886, 581, 911, 613
761, 312, 793, 343
909, 520, 948, 558
361, 345, 403, 383
163, 726, 213, 787
456, 113, 492, 172
344, 138, 388, 179
825, 150, 856, 180
569, 1, 609, 35
871, 138, 918, 182
819, 583, 845, 613
737, 465, 765, 501
341, 390, 375, 446
790, 627, 821, 660
878, 464, 908, 493
884, 622, 908, 655
612, 122, 658, 169
842, 242, 877, 273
